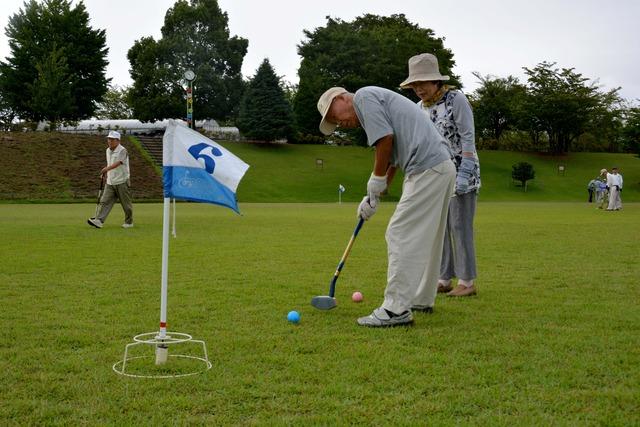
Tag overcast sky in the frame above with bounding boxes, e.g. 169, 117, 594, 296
1, 0, 639, 101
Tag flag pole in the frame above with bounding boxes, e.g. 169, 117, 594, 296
155, 196, 171, 364
160, 197, 170, 338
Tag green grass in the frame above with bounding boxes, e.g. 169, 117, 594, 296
2, 131, 638, 202
1, 202, 638, 425
216, 142, 640, 203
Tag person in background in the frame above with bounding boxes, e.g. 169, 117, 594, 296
587, 179, 596, 203
400, 53, 480, 297
595, 169, 608, 208
88, 131, 134, 228
606, 167, 623, 211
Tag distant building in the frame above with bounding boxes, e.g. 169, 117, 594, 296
37, 119, 240, 139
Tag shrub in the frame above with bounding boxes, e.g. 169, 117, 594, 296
512, 162, 535, 191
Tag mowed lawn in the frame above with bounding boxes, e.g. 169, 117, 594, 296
1, 202, 638, 425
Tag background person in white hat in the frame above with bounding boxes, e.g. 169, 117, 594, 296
596, 168, 609, 208
400, 53, 480, 297
317, 85, 455, 327
88, 130, 134, 229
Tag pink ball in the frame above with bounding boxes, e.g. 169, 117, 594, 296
352, 291, 363, 302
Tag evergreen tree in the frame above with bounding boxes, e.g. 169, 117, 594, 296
237, 59, 293, 142
0, 0, 109, 122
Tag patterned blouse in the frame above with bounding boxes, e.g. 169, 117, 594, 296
421, 89, 481, 193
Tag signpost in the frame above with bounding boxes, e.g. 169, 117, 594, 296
184, 70, 196, 129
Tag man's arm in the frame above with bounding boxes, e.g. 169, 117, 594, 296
386, 166, 397, 187
373, 135, 393, 176
101, 160, 123, 176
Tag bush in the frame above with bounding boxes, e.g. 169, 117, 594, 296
512, 162, 535, 191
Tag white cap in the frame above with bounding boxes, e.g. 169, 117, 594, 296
317, 87, 347, 135
107, 130, 121, 140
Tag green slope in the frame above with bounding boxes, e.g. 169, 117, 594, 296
0, 131, 637, 202
216, 141, 639, 203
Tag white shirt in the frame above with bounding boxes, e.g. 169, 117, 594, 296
606, 172, 623, 188
106, 144, 130, 185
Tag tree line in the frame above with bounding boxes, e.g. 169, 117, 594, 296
0, 0, 638, 154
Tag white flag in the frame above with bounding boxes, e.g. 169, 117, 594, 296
339, 184, 346, 193
162, 120, 249, 213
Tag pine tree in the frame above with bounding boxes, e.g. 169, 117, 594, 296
237, 59, 293, 142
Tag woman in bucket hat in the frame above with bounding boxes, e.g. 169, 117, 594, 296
400, 53, 480, 297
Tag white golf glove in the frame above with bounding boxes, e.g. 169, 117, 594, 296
367, 173, 387, 200
357, 196, 378, 221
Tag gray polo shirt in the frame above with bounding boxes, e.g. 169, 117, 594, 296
353, 86, 451, 176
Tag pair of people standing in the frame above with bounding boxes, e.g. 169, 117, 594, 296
317, 53, 478, 327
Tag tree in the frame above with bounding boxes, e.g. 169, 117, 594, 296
95, 85, 133, 120
512, 162, 535, 191
522, 62, 620, 153
128, 0, 248, 122
0, 84, 17, 130
294, 14, 459, 137
470, 72, 527, 141
27, 46, 75, 127
621, 106, 640, 155
237, 59, 293, 142
0, 0, 109, 123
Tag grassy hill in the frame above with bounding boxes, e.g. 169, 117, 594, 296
0, 131, 637, 202
0, 132, 162, 201
219, 142, 639, 203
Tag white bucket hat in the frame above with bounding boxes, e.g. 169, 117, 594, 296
317, 87, 347, 135
399, 53, 449, 88
107, 130, 121, 140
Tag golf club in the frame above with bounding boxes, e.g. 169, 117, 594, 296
311, 216, 365, 310
94, 175, 105, 219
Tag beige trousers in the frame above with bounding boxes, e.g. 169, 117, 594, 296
382, 160, 456, 314
96, 182, 134, 225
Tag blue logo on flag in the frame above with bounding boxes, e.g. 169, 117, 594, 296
188, 142, 222, 174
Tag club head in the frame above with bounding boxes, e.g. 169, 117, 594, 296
311, 295, 337, 310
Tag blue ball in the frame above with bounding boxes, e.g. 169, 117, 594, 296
287, 310, 300, 324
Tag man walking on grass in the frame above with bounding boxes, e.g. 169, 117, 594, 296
318, 86, 455, 327
88, 131, 134, 229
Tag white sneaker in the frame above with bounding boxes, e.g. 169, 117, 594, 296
87, 218, 103, 229
122, 223, 134, 229
357, 307, 413, 327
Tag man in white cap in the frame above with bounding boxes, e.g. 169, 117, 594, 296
88, 130, 134, 228
317, 86, 455, 327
